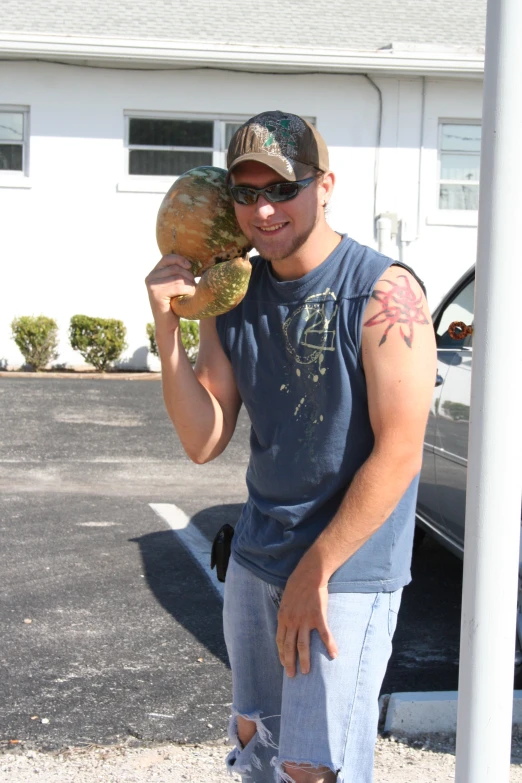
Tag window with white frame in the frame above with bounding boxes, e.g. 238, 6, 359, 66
125, 115, 244, 177
0, 108, 28, 173
438, 122, 481, 210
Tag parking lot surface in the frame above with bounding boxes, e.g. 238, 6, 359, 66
0, 376, 463, 750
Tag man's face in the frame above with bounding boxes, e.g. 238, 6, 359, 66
229, 161, 324, 262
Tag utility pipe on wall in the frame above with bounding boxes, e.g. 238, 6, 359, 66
376, 215, 392, 255
454, 0, 522, 781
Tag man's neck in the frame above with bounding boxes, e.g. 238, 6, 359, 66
269, 225, 342, 282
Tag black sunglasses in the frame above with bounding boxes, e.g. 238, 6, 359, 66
229, 176, 316, 206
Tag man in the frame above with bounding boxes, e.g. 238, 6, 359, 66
145, 111, 436, 783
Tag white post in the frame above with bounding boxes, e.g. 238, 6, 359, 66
455, 0, 522, 780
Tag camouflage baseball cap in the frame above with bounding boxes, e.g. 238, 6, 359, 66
227, 110, 329, 182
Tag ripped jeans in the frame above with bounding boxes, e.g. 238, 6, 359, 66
223, 556, 402, 783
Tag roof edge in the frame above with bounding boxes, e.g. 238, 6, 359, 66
0, 32, 485, 76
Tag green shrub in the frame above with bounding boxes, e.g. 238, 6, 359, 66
180, 319, 200, 362
146, 322, 158, 357
69, 315, 127, 372
11, 315, 59, 371
146, 320, 200, 362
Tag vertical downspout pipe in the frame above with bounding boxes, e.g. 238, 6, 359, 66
364, 75, 382, 236
377, 215, 392, 255
415, 76, 426, 241
455, 0, 522, 781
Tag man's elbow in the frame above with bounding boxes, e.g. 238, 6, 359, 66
184, 440, 227, 465
179, 412, 236, 464
188, 451, 210, 465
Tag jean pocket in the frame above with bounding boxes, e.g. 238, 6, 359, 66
387, 588, 403, 637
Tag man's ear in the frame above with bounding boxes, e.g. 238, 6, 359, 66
319, 171, 335, 207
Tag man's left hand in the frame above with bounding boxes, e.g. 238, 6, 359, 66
276, 567, 338, 677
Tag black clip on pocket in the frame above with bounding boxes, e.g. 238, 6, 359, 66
210, 524, 234, 583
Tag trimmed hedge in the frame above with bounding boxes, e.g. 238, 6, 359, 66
69, 315, 127, 372
11, 315, 59, 371
146, 320, 200, 362
146, 322, 158, 358
180, 319, 200, 362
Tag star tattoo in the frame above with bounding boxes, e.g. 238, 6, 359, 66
364, 274, 429, 349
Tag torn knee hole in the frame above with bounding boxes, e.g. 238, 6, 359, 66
237, 715, 257, 748
276, 759, 338, 783
228, 709, 277, 749
226, 709, 278, 776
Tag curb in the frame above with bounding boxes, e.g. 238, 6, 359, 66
381, 691, 522, 736
0, 371, 161, 380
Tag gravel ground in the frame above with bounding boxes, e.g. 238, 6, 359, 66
2, 735, 522, 782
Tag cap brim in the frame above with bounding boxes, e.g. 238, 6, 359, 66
228, 153, 312, 182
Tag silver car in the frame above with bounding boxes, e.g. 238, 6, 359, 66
415, 266, 522, 685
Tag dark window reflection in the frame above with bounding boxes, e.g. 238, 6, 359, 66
0, 145, 23, 170
129, 119, 213, 148
129, 149, 213, 176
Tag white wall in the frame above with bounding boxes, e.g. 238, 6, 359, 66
416, 78, 483, 305
0, 62, 483, 369
373, 75, 483, 307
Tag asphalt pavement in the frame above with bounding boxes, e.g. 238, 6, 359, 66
0, 375, 463, 751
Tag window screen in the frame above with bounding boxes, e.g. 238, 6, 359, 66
128, 118, 213, 176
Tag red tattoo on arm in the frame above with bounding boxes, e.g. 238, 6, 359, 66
364, 274, 429, 348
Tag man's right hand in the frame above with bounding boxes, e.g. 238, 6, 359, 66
145, 254, 196, 336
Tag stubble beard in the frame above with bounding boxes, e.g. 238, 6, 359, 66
254, 213, 320, 262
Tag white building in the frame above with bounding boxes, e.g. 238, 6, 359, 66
0, 0, 486, 369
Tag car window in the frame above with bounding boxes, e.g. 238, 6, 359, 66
436, 278, 475, 349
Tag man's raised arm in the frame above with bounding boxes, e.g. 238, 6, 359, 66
145, 254, 241, 464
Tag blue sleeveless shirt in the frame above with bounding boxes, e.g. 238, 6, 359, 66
216, 234, 420, 592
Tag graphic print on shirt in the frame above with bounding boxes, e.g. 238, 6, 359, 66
280, 289, 338, 450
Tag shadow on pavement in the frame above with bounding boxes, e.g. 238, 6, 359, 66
131, 503, 244, 668
383, 535, 463, 694
133, 500, 466, 695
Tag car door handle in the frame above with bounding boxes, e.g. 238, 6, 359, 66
435, 373, 444, 387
